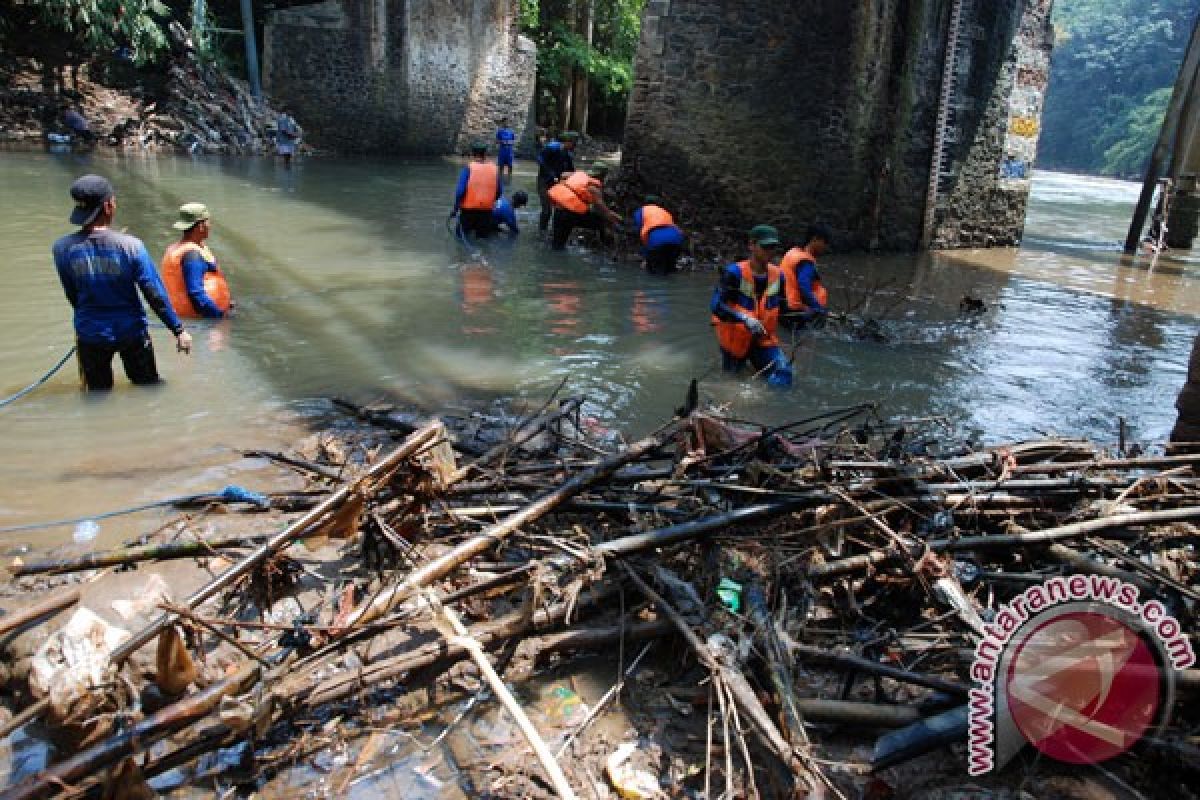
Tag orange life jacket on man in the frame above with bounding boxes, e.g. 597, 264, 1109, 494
711, 260, 781, 359
462, 162, 500, 211
639, 205, 675, 245
779, 246, 829, 312
547, 171, 598, 214
160, 242, 232, 318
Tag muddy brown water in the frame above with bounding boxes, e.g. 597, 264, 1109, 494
1, 151, 1196, 548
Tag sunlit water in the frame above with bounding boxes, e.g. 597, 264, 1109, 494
1, 152, 1196, 541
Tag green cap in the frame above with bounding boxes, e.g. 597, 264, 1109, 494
469, 141, 488, 155
173, 202, 211, 231
644, 195, 663, 207
748, 224, 781, 247
588, 165, 609, 179
559, 131, 581, 142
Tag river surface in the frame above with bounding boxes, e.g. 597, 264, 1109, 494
1, 151, 1197, 541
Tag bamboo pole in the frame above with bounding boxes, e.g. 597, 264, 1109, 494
0, 589, 79, 636
431, 593, 578, 800
10, 537, 268, 577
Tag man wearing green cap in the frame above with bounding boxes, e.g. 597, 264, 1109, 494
709, 224, 793, 387
160, 203, 232, 318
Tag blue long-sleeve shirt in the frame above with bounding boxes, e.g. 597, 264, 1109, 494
181, 249, 226, 318
537, 142, 574, 184
789, 260, 827, 316
53, 229, 184, 343
453, 165, 502, 213
493, 197, 519, 235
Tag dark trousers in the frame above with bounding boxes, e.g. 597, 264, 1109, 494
537, 177, 555, 232
458, 210, 495, 239
77, 332, 160, 390
551, 209, 605, 250
645, 244, 682, 274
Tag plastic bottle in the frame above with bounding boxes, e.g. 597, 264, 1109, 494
73, 519, 100, 543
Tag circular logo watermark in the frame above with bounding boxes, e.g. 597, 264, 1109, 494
1004, 609, 1161, 765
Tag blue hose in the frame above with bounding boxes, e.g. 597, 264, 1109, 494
0, 484, 272, 534
0, 346, 77, 409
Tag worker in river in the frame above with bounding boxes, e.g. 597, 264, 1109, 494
778, 222, 831, 329
536, 132, 578, 232
631, 195, 686, 274
160, 203, 232, 319
495, 118, 517, 183
492, 190, 528, 237
52, 174, 192, 390
547, 165, 621, 251
709, 224, 792, 387
450, 142, 503, 239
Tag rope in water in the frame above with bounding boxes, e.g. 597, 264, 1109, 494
0, 346, 77, 409
0, 485, 271, 534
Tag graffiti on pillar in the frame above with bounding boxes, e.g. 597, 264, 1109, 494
1009, 116, 1039, 137
1017, 66, 1048, 88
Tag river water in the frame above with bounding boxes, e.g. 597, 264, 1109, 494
1, 151, 1197, 541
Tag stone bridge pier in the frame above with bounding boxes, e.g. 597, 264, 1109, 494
622, 0, 1054, 252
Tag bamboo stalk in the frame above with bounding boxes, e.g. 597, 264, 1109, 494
0, 589, 79, 636
431, 593, 578, 800
10, 537, 268, 577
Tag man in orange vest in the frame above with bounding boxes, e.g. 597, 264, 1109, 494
631, 195, 685, 274
547, 165, 621, 250
450, 142, 502, 239
709, 224, 792, 387
779, 222, 832, 329
160, 203, 232, 318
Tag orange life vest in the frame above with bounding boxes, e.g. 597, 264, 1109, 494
779, 246, 829, 312
160, 242, 231, 318
462, 162, 500, 211
711, 260, 781, 358
547, 171, 598, 214
639, 205, 675, 245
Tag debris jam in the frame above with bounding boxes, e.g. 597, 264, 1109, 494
1, 390, 1197, 799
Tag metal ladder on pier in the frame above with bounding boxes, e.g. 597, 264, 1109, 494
921, 0, 968, 249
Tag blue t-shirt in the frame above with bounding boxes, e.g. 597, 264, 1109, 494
496, 127, 516, 155
537, 142, 574, 182
53, 229, 183, 343
493, 197, 519, 234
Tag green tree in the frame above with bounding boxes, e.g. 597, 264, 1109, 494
0, 0, 171, 65
1039, 0, 1197, 176
522, 0, 646, 135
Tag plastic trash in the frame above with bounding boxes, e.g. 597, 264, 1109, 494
716, 578, 743, 613
219, 485, 271, 509
605, 741, 664, 800
72, 519, 99, 543
540, 685, 587, 727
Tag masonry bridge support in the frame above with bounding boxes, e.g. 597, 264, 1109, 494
622, 0, 1055, 252
263, 0, 535, 155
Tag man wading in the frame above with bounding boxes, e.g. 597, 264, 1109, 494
451, 142, 503, 239
709, 224, 793, 387
52, 175, 192, 390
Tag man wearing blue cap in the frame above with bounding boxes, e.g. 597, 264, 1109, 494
52, 174, 192, 390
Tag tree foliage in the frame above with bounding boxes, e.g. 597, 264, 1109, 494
1039, 0, 1197, 177
521, 0, 646, 134
0, 0, 171, 65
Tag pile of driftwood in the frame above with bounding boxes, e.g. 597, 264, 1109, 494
2, 389, 1199, 798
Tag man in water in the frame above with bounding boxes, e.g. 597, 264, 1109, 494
536, 132, 578, 232
495, 118, 517, 182
160, 203, 233, 318
493, 190, 529, 236
275, 107, 301, 168
778, 222, 831, 328
709, 224, 792, 387
451, 142, 503, 239
631, 195, 686, 274
547, 166, 621, 251
52, 175, 192, 390
62, 105, 96, 145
